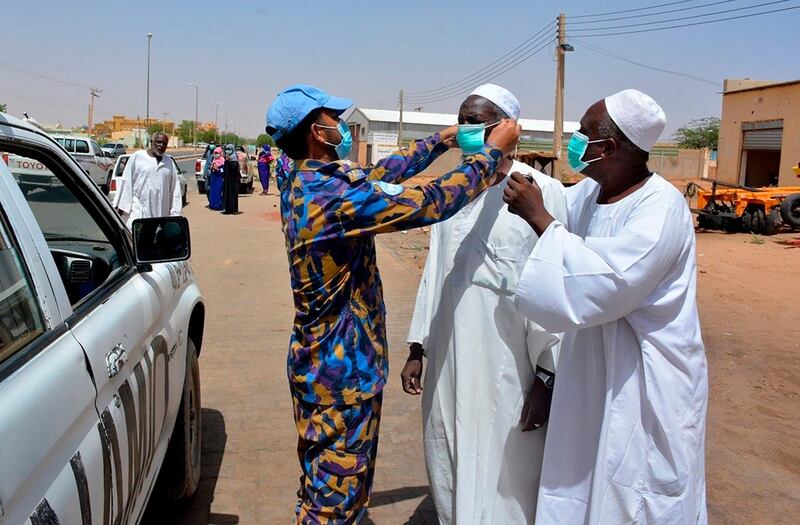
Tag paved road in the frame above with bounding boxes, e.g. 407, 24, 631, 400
143, 170, 437, 524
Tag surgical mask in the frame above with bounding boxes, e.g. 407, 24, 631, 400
213, 153, 221, 158
317, 120, 353, 160
457, 121, 500, 155
567, 131, 607, 173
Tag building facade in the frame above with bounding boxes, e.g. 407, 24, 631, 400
717, 79, 800, 187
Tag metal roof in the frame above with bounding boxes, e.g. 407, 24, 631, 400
348, 108, 580, 133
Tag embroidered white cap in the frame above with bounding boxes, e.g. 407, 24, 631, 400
604, 89, 666, 153
470, 84, 521, 120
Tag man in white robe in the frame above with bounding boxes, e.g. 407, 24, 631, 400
503, 89, 708, 524
402, 84, 568, 524
114, 131, 182, 228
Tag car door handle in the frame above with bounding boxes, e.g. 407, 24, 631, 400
106, 344, 128, 378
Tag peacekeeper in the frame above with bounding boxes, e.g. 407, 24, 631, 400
264, 83, 520, 523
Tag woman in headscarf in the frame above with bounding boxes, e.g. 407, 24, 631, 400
257, 144, 274, 195
222, 144, 240, 214
208, 146, 225, 210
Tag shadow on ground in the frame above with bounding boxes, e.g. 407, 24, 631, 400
362, 486, 437, 525
142, 408, 238, 524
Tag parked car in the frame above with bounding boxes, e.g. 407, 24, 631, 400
101, 142, 127, 158
195, 146, 252, 194
108, 154, 188, 208
0, 112, 204, 524
51, 135, 116, 193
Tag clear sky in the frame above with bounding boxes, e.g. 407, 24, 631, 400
2, 0, 798, 138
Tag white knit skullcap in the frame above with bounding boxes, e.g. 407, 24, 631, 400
470, 84, 520, 120
604, 89, 666, 152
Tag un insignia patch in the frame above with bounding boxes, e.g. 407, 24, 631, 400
374, 181, 405, 196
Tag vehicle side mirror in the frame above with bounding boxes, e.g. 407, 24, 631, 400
132, 217, 191, 270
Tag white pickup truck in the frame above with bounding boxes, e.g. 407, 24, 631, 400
0, 112, 205, 524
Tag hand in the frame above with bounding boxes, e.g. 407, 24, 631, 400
520, 376, 553, 431
487, 119, 522, 156
502, 172, 554, 236
439, 125, 459, 149
401, 343, 425, 395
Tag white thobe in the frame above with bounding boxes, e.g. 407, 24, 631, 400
514, 174, 708, 524
407, 161, 568, 524
114, 150, 181, 228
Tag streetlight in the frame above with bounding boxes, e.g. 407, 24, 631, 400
215, 102, 225, 143
146, 33, 152, 121
185, 82, 199, 152
161, 112, 170, 132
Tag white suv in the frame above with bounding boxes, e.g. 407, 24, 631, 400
0, 113, 205, 524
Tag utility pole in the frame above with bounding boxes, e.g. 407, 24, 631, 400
215, 102, 225, 143
552, 13, 567, 177
88, 87, 101, 139
161, 112, 170, 132
146, 33, 152, 121
398, 89, 404, 148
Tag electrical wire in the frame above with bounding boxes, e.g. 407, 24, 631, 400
570, 3, 800, 37
571, 38, 719, 85
571, 0, 697, 19
0, 60, 93, 90
569, 0, 739, 24
405, 20, 556, 97
405, 38, 555, 105
569, 0, 790, 32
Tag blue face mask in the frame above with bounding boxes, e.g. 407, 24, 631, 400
567, 131, 607, 173
457, 121, 500, 155
317, 120, 353, 160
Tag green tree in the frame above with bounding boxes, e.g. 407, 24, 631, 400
200, 128, 218, 144
672, 117, 720, 150
0, 103, 7, 113
256, 133, 275, 148
176, 120, 196, 144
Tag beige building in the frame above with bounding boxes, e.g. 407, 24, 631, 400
717, 79, 800, 187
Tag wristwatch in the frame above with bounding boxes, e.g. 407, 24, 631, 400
536, 369, 555, 389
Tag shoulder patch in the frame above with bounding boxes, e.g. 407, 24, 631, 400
373, 180, 405, 196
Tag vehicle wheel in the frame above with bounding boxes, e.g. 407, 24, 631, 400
154, 338, 201, 502
764, 207, 782, 235
247, 181, 254, 194
197, 181, 206, 195
182, 191, 188, 207
780, 193, 800, 229
740, 209, 753, 232
751, 208, 766, 234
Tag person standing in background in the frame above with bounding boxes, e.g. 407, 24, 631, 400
222, 144, 240, 214
258, 144, 275, 195
208, 146, 225, 211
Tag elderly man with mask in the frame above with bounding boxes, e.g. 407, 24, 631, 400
401, 84, 567, 524
503, 89, 708, 524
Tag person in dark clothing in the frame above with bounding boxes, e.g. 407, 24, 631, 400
222, 144, 240, 214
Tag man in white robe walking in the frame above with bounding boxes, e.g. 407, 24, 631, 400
114, 131, 182, 228
503, 89, 708, 524
401, 84, 568, 524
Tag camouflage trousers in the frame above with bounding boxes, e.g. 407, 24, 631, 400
291, 392, 383, 524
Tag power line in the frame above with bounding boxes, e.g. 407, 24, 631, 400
570, 3, 800, 36
0, 60, 92, 90
405, 20, 556, 97
569, 0, 739, 24
571, 38, 719, 86
405, 38, 555, 105
571, 0, 696, 19
569, 0, 791, 32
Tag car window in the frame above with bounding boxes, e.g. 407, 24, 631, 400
4, 145, 128, 307
114, 156, 129, 177
59, 138, 75, 153
0, 210, 45, 363
91, 141, 102, 155
75, 140, 90, 154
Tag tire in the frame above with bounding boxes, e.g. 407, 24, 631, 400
764, 207, 782, 235
182, 191, 188, 207
751, 208, 766, 234
197, 180, 206, 194
247, 180, 254, 194
740, 209, 753, 233
780, 193, 800, 229
155, 338, 201, 502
